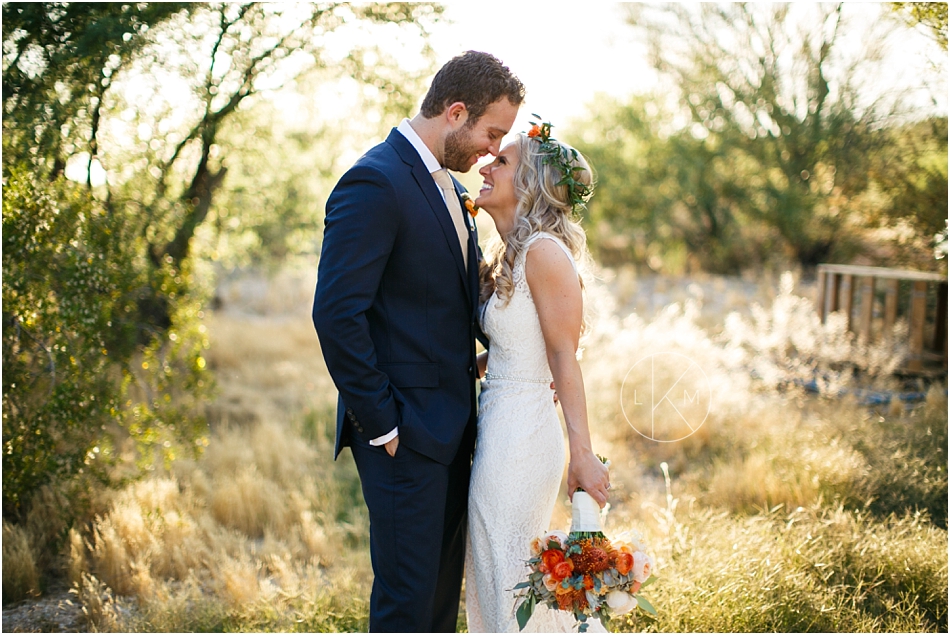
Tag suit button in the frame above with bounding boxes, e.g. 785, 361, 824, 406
468, 366, 473, 373
357, 426, 364, 433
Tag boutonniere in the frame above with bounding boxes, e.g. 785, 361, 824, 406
460, 192, 478, 230
461, 192, 479, 217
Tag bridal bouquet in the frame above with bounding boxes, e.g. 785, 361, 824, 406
514, 490, 657, 632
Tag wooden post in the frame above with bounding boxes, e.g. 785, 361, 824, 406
858, 276, 875, 342
826, 273, 841, 318
840, 274, 854, 330
934, 282, 947, 363
883, 278, 899, 338
908, 280, 928, 372
816, 269, 827, 322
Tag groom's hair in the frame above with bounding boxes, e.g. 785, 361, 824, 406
420, 51, 525, 123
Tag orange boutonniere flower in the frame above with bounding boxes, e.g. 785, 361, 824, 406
527, 124, 542, 138
460, 192, 479, 217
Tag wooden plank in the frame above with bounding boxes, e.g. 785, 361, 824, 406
883, 278, 899, 338
858, 276, 875, 342
934, 282, 947, 363
908, 281, 928, 372
816, 270, 827, 322
840, 274, 854, 331
826, 273, 841, 316
818, 263, 946, 282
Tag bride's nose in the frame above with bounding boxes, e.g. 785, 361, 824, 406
478, 162, 491, 178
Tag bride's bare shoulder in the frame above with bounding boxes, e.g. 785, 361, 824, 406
524, 237, 579, 291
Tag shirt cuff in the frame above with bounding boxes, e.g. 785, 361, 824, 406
369, 427, 398, 446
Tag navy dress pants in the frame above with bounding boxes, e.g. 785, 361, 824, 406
350, 434, 471, 632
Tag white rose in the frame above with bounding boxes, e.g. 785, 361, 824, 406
631, 551, 654, 583
605, 590, 638, 614
542, 530, 568, 550
529, 536, 545, 556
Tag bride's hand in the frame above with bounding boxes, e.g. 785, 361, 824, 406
568, 451, 610, 507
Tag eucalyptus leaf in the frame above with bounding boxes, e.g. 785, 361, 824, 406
637, 595, 658, 616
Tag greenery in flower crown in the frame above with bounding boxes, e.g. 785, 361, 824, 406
526, 114, 593, 214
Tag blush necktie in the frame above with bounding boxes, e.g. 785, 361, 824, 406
431, 168, 469, 270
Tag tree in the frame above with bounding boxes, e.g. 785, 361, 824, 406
891, 2, 948, 49
575, 95, 776, 272
580, 3, 945, 272
2, 2, 441, 524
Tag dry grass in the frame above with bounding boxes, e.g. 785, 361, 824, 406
5, 266, 945, 632
2, 522, 40, 604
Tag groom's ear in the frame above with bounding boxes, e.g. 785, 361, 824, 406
445, 102, 469, 128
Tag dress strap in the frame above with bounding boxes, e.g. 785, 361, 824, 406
524, 232, 578, 274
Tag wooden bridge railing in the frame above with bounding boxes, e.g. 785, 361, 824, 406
816, 264, 948, 372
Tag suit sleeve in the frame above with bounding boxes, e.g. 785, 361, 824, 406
313, 164, 401, 442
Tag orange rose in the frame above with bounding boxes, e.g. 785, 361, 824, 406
527, 124, 541, 138
552, 560, 574, 581
556, 590, 574, 610
541, 549, 564, 572
583, 574, 594, 591
616, 552, 634, 576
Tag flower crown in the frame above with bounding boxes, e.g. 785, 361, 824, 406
527, 114, 592, 214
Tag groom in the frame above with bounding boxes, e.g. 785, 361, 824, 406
312, 51, 524, 632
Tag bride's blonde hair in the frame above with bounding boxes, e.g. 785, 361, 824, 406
479, 134, 594, 322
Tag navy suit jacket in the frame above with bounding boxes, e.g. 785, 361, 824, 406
313, 129, 480, 466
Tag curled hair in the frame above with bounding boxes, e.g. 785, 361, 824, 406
420, 51, 525, 122
479, 135, 595, 330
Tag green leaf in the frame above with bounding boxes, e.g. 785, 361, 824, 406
640, 574, 658, 589
513, 581, 531, 590
637, 595, 658, 616
516, 595, 535, 631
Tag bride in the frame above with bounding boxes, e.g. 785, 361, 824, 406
465, 124, 610, 633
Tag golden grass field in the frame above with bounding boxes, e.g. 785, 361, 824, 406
4, 265, 947, 632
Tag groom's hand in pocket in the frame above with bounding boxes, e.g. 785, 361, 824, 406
384, 435, 399, 457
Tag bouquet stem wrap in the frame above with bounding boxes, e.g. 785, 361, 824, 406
570, 491, 603, 534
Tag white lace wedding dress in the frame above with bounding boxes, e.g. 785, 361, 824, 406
465, 233, 595, 633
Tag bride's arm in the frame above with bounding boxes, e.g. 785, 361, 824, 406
525, 240, 610, 507
476, 350, 488, 379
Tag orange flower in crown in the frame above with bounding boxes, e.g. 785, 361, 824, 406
525, 114, 592, 214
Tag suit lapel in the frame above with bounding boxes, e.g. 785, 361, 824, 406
411, 162, 469, 289
387, 129, 471, 298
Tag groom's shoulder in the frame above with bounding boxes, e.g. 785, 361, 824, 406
351, 129, 411, 171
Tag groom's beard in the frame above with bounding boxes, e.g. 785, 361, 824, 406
443, 124, 480, 172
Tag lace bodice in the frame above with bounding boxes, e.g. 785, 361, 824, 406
480, 233, 577, 383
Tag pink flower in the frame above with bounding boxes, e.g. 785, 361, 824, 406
631, 551, 654, 583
